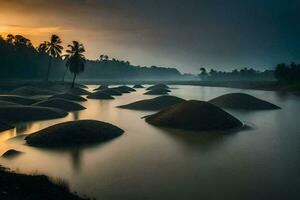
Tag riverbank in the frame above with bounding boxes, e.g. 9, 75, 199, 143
0, 166, 89, 200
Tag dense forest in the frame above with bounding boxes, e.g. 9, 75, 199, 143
198, 67, 275, 81
0, 34, 181, 81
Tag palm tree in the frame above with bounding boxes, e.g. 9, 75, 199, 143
65, 41, 86, 88
99, 54, 104, 61
37, 41, 47, 53
41, 34, 63, 81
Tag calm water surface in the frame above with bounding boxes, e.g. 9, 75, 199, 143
0, 85, 299, 200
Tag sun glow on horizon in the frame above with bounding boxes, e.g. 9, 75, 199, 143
0, 25, 63, 46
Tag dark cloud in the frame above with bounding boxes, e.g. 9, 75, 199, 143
1, 0, 299, 73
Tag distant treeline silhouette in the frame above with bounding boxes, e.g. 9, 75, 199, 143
0, 34, 181, 81
198, 67, 275, 81
275, 62, 300, 83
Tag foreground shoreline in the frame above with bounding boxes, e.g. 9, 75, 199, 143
0, 166, 89, 200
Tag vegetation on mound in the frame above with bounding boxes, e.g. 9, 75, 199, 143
49, 93, 87, 102
145, 100, 243, 131
118, 95, 185, 110
133, 84, 144, 88
209, 93, 281, 110
33, 98, 86, 111
94, 85, 109, 91
113, 86, 136, 93
11, 86, 58, 96
67, 87, 91, 95
100, 88, 123, 96
0, 100, 20, 106
87, 91, 115, 99
0, 121, 14, 132
144, 88, 171, 95
1, 149, 23, 158
0, 95, 40, 105
25, 120, 124, 148
146, 84, 170, 90
0, 166, 88, 200
0, 106, 68, 123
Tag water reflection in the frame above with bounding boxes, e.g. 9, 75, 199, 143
0, 85, 299, 200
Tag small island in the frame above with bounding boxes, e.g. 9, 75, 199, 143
87, 91, 115, 99
118, 95, 185, 110
145, 100, 243, 131
25, 120, 124, 148
209, 93, 281, 110
33, 98, 86, 111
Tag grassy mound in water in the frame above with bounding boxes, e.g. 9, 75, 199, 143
100, 88, 122, 96
11, 86, 58, 96
0, 95, 40, 105
49, 93, 87, 102
133, 84, 144, 88
0, 106, 68, 123
87, 91, 114, 100
0, 121, 14, 132
25, 120, 124, 148
67, 87, 91, 95
146, 83, 169, 90
144, 88, 171, 95
118, 95, 185, 111
145, 100, 243, 131
33, 98, 86, 111
94, 84, 109, 91
113, 86, 136, 93
0, 166, 88, 200
0, 100, 20, 106
209, 93, 281, 110
1, 149, 23, 158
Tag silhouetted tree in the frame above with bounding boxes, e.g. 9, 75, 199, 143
65, 41, 86, 88
37, 41, 47, 53
199, 67, 209, 80
42, 34, 63, 81
275, 62, 300, 83
99, 54, 104, 61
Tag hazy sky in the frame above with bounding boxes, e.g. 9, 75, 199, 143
0, 0, 299, 73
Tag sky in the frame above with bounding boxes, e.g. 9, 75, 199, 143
0, 0, 299, 73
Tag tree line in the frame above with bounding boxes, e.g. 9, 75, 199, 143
198, 67, 275, 81
0, 34, 181, 82
274, 62, 300, 83
0, 34, 85, 87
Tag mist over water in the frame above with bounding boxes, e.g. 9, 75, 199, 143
0, 85, 299, 200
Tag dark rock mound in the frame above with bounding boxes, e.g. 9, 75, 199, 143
49, 93, 87, 102
0, 121, 14, 132
209, 93, 281, 110
87, 91, 115, 100
67, 87, 91, 95
33, 98, 86, 111
0, 100, 20, 106
11, 86, 58, 96
113, 86, 136, 93
144, 88, 171, 95
145, 100, 243, 131
94, 85, 109, 91
2, 149, 23, 158
0, 95, 40, 105
25, 120, 124, 148
0, 106, 68, 123
146, 84, 170, 90
101, 88, 123, 96
118, 95, 185, 111
133, 84, 144, 88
